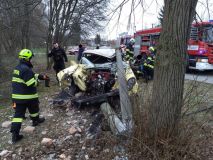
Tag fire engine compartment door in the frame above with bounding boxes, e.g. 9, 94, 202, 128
134, 35, 141, 56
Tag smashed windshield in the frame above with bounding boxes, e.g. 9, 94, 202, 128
202, 25, 213, 43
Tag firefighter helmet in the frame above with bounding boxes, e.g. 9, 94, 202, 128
149, 46, 155, 52
129, 38, 135, 44
18, 49, 34, 61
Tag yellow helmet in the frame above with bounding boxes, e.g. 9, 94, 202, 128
149, 46, 155, 52
18, 49, 33, 61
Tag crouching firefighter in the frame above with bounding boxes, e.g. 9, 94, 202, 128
11, 49, 49, 144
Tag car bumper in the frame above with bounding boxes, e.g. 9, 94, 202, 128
189, 62, 213, 71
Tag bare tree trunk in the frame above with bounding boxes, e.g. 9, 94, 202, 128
53, 0, 63, 43
21, 1, 31, 48
206, 0, 211, 20
149, 0, 198, 138
46, 0, 54, 69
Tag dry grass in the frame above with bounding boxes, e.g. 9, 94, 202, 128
127, 80, 213, 160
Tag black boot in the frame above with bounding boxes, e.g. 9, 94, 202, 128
32, 117, 45, 126
11, 123, 23, 144
12, 132, 23, 144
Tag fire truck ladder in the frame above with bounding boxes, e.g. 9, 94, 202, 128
190, 27, 198, 40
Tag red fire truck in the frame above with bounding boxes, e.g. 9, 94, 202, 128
134, 21, 213, 71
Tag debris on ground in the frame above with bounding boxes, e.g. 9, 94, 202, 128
0, 72, 212, 159
23, 126, 35, 133
41, 138, 53, 146
1, 121, 11, 128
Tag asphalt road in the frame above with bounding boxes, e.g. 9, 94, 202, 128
185, 70, 213, 84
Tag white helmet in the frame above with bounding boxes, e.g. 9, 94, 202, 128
129, 38, 135, 44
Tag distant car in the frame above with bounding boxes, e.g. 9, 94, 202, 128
67, 48, 78, 55
67, 47, 88, 55
66, 46, 78, 55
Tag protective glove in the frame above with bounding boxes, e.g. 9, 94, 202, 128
38, 74, 50, 80
43, 75, 50, 80
37, 74, 50, 87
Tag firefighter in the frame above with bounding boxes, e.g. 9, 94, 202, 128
125, 38, 135, 62
48, 42, 68, 80
149, 46, 156, 57
143, 51, 155, 82
11, 49, 49, 144
119, 43, 126, 52
131, 54, 144, 79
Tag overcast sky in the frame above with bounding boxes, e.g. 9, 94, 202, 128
101, 0, 213, 40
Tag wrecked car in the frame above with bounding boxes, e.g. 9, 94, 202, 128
56, 48, 138, 108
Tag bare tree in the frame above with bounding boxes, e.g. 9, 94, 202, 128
205, 0, 211, 20
46, 0, 108, 44
0, 0, 43, 52
45, 0, 109, 68
30, 3, 48, 48
0, 0, 46, 82
95, 34, 101, 45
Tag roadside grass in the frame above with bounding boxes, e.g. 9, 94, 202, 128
130, 78, 213, 159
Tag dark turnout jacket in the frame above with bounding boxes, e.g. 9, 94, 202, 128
48, 47, 68, 66
12, 60, 39, 103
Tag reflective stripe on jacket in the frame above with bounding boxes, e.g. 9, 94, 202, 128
144, 56, 155, 69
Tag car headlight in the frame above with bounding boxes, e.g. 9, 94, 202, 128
127, 77, 136, 90
200, 59, 208, 63
197, 58, 208, 63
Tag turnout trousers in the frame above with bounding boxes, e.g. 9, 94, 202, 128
10, 102, 40, 133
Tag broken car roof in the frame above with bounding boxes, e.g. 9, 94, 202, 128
83, 49, 116, 58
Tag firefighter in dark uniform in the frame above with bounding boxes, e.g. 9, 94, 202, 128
143, 50, 155, 81
125, 38, 135, 62
48, 42, 68, 80
149, 46, 156, 57
11, 49, 49, 144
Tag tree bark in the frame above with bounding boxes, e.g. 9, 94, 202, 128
21, 1, 30, 48
149, 0, 198, 138
46, 0, 54, 69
